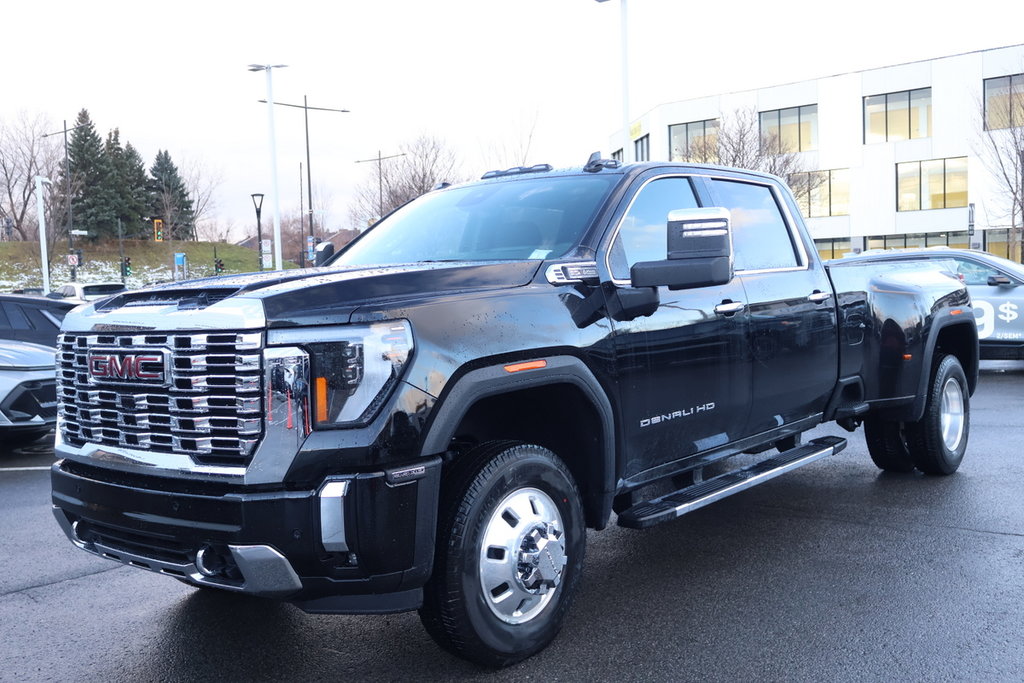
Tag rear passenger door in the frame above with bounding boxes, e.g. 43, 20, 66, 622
706, 176, 838, 435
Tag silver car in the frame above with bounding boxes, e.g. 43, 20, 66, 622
838, 248, 1024, 360
0, 340, 57, 449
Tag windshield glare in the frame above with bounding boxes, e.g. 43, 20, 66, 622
335, 175, 617, 266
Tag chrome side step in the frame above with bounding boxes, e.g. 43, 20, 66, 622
616, 436, 847, 529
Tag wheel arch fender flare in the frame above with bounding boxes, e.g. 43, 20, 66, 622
418, 355, 617, 528
906, 311, 979, 421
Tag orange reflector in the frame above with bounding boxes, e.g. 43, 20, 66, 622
315, 377, 329, 423
903, 354, 913, 361
504, 360, 548, 373
950, 309, 963, 315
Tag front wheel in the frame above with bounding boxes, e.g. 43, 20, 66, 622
419, 442, 585, 668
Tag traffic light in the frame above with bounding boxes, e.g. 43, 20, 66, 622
153, 219, 164, 241
214, 258, 224, 274
122, 256, 132, 277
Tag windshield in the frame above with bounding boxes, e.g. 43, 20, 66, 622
335, 175, 617, 266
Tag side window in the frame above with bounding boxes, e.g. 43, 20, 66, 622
6, 303, 33, 330
954, 258, 1002, 286
709, 179, 799, 271
610, 177, 699, 280
0, 303, 11, 329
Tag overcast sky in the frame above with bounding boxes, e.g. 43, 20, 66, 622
4, 0, 1022, 240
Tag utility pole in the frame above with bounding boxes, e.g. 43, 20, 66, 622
355, 150, 405, 222
260, 96, 349, 242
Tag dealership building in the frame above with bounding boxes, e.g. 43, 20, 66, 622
608, 44, 1024, 260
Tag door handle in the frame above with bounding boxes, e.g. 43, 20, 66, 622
714, 301, 746, 315
808, 290, 831, 303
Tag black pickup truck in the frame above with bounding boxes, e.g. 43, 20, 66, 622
51, 156, 978, 667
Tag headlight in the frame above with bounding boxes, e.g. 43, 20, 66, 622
266, 321, 413, 428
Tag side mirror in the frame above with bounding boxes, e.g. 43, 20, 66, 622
630, 207, 733, 290
987, 274, 1014, 287
314, 241, 335, 267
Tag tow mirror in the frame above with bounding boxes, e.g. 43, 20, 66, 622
630, 207, 733, 290
314, 241, 335, 267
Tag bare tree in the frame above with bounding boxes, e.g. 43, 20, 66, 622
479, 110, 539, 170
974, 88, 1024, 259
181, 155, 224, 238
677, 107, 818, 211
348, 135, 461, 229
196, 219, 237, 243
0, 113, 62, 242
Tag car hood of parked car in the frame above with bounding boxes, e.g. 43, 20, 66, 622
0, 341, 57, 371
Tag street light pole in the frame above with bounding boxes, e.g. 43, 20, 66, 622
42, 120, 88, 266
251, 193, 264, 271
258, 96, 349, 242
595, 0, 630, 161
34, 176, 52, 295
249, 63, 287, 270
355, 150, 405, 222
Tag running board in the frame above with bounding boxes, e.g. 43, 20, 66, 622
616, 436, 847, 529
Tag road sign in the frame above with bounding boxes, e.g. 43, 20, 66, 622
66, 254, 79, 266
70, 229, 89, 236
261, 239, 273, 268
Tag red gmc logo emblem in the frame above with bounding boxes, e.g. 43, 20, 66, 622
87, 349, 169, 385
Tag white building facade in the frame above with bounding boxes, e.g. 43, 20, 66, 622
608, 44, 1024, 260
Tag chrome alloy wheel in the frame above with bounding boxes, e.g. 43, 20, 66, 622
479, 487, 567, 625
940, 377, 966, 452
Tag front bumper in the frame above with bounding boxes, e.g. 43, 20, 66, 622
51, 456, 441, 612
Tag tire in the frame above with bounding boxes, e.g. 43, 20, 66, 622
419, 441, 585, 668
864, 417, 916, 473
905, 354, 969, 475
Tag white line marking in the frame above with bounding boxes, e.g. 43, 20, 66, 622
0, 466, 51, 472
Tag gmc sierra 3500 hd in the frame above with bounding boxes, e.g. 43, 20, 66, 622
51, 155, 978, 667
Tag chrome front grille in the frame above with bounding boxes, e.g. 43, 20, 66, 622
56, 331, 264, 466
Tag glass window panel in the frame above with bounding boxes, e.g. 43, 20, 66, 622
702, 119, 719, 163
944, 157, 968, 208
886, 91, 909, 141
669, 124, 687, 161
1012, 75, 1024, 128
687, 122, 706, 161
925, 232, 947, 247
954, 258, 1001, 286
920, 159, 945, 209
809, 170, 830, 217
830, 169, 850, 216
760, 110, 780, 153
885, 234, 907, 249
985, 229, 1009, 259
814, 239, 834, 260
800, 105, 818, 151
779, 107, 801, 153
612, 149, 623, 162
788, 172, 810, 217
710, 179, 798, 271
611, 177, 700, 280
867, 236, 886, 251
905, 233, 926, 249
985, 76, 1012, 130
832, 238, 852, 257
947, 231, 970, 250
634, 135, 649, 162
897, 161, 920, 211
910, 88, 932, 139
864, 95, 887, 143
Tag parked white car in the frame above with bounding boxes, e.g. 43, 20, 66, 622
48, 282, 126, 303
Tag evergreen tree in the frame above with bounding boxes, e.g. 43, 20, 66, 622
148, 149, 195, 240
63, 109, 119, 240
105, 130, 149, 238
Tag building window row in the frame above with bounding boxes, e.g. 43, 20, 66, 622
760, 105, 818, 153
669, 119, 719, 161
866, 230, 970, 251
896, 157, 967, 211
789, 169, 850, 217
864, 88, 931, 143
634, 135, 650, 162
984, 73, 1024, 130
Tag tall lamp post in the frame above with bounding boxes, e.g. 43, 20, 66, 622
251, 192, 265, 271
595, 0, 630, 161
41, 119, 88, 253
248, 63, 287, 270
34, 176, 52, 295
259, 96, 349, 243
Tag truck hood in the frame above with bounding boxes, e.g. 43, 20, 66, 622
0, 341, 56, 370
65, 261, 542, 331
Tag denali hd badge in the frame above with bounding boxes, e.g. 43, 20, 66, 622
87, 348, 170, 386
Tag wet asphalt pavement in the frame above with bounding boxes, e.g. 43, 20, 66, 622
2, 365, 1023, 681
